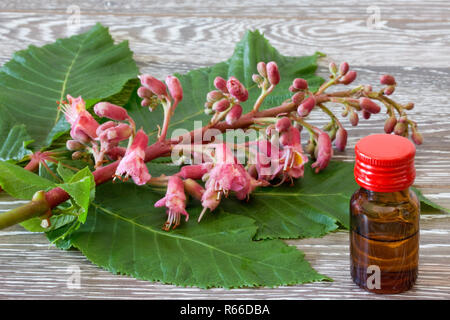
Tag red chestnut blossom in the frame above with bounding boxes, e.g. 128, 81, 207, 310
165, 75, 183, 101
311, 129, 333, 173
297, 96, 316, 117
226, 77, 248, 102
69, 110, 99, 142
139, 75, 167, 97
335, 127, 348, 151
266, 61, 280, 85
214, 76, 228, 93
200, 144, 264, 217
94, 102, 129, 121
340, 70, 357, 85
114, 129, 151, 185
359, 97, 381, 114
339, 62, 349, 75
279, 126, 308, 180
226, 104, 243, 125
155, 175, 188, 230
292, 78, 308, 91
177, 164, 212, 180
380, 74, 396, 86
61, 95, 99, 142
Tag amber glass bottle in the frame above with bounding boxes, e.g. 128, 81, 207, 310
350, 134, 420, 294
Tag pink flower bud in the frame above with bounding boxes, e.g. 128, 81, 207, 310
335, 127, 347, 151
380, 74, 396, 86
297, 96, 316, 117
364, 85, 372, 93
139, 75, 167, 96
411, 131, 423, 145
94, 102, 129, 121
226, 77, 248, 102
311, 130, 333, 173
339, 62, 349, 75
72, 151, 84, 160
275, 117, 291, 133
137, 86, 153, 99
394, 122, 407, 136
141, 99, 151, 107
359, 97, 381, 114
329, 62, 337, 74
66, 140, 84, 151
225, 104, 243, 125
165, 75, 183, 101
349, 110, 359, 126
214, 76, 228, 93
266, 61, 280, 85
362, 110, 371, 120
292, 92, 305, 105
340, 70, 357, 85
404, 102, 414, 110
178, 164, 211, 180
257, 62, 267, 78
96, 121, 116, 136
384, 117, 397, 134
99, 123, 133, 145
292, 78, 308, 90
384, 85, 395, 95
207, 90, 224, 102
212, 99, 230, 112
252, 74, 263, 84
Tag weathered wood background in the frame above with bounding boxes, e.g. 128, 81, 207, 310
0, 0, 449, 299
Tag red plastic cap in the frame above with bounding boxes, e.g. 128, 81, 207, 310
354, 134, 416, 192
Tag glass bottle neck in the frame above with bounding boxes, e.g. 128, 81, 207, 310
363, 187, 411, 202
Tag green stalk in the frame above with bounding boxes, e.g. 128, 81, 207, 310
0, 195, 49, 229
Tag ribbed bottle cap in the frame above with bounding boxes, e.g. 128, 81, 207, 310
354, 134, 416, 192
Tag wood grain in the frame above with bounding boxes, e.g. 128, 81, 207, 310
0, 0, 449, 299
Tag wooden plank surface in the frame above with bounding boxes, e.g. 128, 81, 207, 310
0, 0, 449, 299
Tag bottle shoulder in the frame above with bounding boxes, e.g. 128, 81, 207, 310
350, 187, 420, 220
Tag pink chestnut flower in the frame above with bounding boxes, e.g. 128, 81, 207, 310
380, 74, 396, 86
200, 144, 265, 219
94, 102, 129, 121
212, 99, 230, 112
339, 62, 349, 75
297, 96, 316, 117
275, 117, 291, 133
214, 76, 228, 93
226, 77, 248, 102
98, 123, 133, 151
292, 78, 308, 91
139, 75, 167, 97
176, 163, 212, 180
226, 104, 243, 125
334, 127, 348, 152
114, 129, 151, 185
61, 95, 99, 143
155, 175, 188, 231
266, 61, 280, 85
359, 97, 381, 114
340, 70, 357, 85
279, 126, 308, 180
311, 129, 333, 173
165, 75, 183, 102
257, 62, 267, 78
247, 140, 282, 181
69, 110, 99, 143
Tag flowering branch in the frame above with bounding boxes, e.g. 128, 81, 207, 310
0, 60, 422, 231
